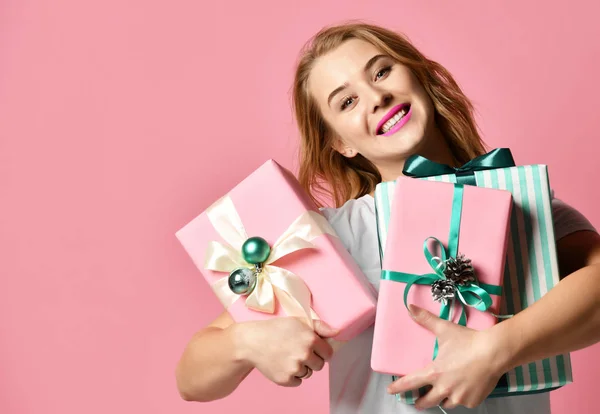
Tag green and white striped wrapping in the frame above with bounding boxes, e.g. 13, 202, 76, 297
374, 165, 572, 404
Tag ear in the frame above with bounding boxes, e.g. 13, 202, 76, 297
331, 135, 358, 158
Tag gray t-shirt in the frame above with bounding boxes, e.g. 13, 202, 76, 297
322, 194, 596, 414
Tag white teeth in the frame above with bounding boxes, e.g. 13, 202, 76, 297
381, 108, 408, 133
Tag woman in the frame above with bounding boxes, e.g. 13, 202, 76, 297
175, 23, 600, 413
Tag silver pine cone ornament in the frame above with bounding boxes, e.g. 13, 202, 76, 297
431, 279, 456, 304
443, 254, 476, 286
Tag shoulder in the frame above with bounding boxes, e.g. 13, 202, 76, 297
320, 195, 376, 247
320, 194, 375, 226
551, 194, 600, 277
551, 196, 597, 241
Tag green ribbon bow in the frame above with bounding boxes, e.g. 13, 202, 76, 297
381, 183, 506, 359
402, 148, 516, 186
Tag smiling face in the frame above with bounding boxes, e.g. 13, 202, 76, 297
308, 39, 445, 180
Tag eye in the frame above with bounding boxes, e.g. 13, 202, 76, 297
340, 96, 355, 110
375, 66, 391, 81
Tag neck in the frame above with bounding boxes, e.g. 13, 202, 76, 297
377, 127, 455, 183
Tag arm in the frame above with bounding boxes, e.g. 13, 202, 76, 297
175, 311, 339, 402
175, 311, 253, 402
492, 230, 600, 373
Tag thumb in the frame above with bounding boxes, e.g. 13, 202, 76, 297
312, 319, 340, 338
408, 304, 446, 335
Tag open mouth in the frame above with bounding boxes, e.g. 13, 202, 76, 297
377, 103, 411, 135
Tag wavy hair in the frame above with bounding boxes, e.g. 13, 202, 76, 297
292, 22, 487, 207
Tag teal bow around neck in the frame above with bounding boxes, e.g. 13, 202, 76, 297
402, 148, 515, 186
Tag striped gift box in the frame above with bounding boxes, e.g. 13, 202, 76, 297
374, 164, 573, 404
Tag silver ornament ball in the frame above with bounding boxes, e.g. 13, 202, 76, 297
228, 267, 257, 295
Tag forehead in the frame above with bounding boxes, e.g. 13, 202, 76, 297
308, 39, 383, 103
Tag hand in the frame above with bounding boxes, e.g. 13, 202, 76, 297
234, 317, 339, 387
387, 305, 509, 410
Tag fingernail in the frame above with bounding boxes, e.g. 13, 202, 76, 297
325, 321, 339, 332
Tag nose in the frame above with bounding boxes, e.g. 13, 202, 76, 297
371, 90, 393, 114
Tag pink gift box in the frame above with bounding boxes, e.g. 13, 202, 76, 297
371, 176, 512, 375
176, 159, 377, 341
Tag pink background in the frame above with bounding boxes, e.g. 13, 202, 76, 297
1, 1, 598, 413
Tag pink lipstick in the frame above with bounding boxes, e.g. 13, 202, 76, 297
377, 104, 412, 136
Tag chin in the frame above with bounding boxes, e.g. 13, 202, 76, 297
384, 127, 425, 157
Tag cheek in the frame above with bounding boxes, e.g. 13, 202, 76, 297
333, 113, 358, 135
409, 91, 433, 123
350, 111, 364, 128
344, 113, 367, 141
421, 98, 436, 124
412, 84, 434, 114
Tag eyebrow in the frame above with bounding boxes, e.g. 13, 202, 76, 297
327, 54, 388, 107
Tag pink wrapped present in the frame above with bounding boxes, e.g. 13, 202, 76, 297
371, 176, 512, 375
176, 159, 377, 341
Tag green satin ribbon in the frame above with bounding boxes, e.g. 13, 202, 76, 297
381, 183, 504, 359
402, 148, 516, 186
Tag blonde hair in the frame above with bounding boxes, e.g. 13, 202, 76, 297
292, 22, 487, 207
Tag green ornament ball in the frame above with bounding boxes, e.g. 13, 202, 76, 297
241, 237, 271, 264
228, 267, 257, 295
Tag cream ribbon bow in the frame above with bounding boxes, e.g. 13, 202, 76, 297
203, 196, 338, 327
